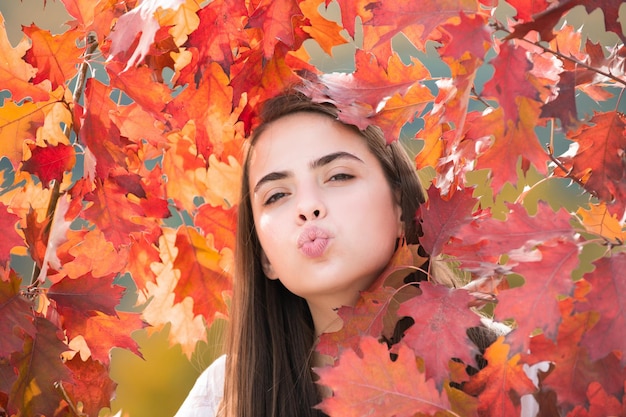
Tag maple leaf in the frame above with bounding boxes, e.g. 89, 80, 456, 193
437, 12, 492, 61
0, 15, 50, 102
173, 226, 232, 321
316, 336, 452, 417
482, 41, 540, 122
397, 282, 482, 385
8, 317, 72, 416
417, 185, 478, 258
576, 252, 626, 365
0, 272, 36, 356
497, 240, 580, 353
247, 0, 303, 58
557, 111, 626, 218
63, 355, 116, 417
21, 142, 76, 187
0, 204, 23, 268
463, 337, 536, 417
23, 25, 82, 91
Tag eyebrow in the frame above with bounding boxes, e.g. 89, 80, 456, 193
253, 151, 364, 193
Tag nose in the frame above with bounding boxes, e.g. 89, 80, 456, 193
296, 184, 326, 223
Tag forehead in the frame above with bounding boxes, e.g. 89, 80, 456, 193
248, 112, 372, 175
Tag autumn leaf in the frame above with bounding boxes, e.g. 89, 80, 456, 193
0, 15, 50, 102
194, 204, 237, 250
557, 111, 626, 218
0, 273, 36, 356
0, 98, 48, 170
576, 252, 626, 365
299, 0, 348, 55
0, 204, 23, 267
47, 274, 125, 319
316, 286, 398, 358
540, 70, 579, 131
247, 0, 303, 58
21, 142, 76, 187
464, 337, 536, 417
8, 317, 71, 416
23, 25, 82, 90
527, 298, 626, 409
173, 226, 232, 321
63, 355, 116, 417
397, 282, 482, 385
316, 336, 452, 417
506, 0, 551, 22
417, 185, 478, 258
577, 202, 626, 243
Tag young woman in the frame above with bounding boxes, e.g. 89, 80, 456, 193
174, 88, 463, 417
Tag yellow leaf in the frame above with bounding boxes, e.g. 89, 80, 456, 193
577, 202, 626, 242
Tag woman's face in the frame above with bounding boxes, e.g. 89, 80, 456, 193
248, 112, 403, 315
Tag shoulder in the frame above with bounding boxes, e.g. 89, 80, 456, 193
174, 355, 226, 417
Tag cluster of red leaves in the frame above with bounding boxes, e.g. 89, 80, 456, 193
0, 0, 624, 415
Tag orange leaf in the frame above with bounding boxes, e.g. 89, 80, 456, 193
0, 15, 50, 102
63, 355, 116, 416
464, 337, 536, 417
0, 204, 23, 268
577, 202, 626, 243
316, 336, 452, 417
173, 226, 232, 321
0, 273, 36, 356
23, 25, 82, 90
300, 0, 348, 55
194, 204, 237, 250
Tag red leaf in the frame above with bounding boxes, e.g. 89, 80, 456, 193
194, 204, 237, 250
316, 336, 452, 417
0, 204, 23, 268
173, 226, 232, 321
65, 311, 145, 365
557, 111, 626, 218
125, 235, 161, 291
247, 0, 302, 58
482, 42, 539, 122
8, 317, 71, 416
23, 25, 82, 90
540, 70, 579, 131
63, 355, 116, 416
437, 13, 491, 61
21, 142, 76, 187
0, 272, 35, 356
576, 252, 626, 365
48, 275, 125, 318
507, 0, 551, 22
417, 186, 478, 258
316, 286, 398, 358
397, 282, 482, 385
527, 297, 626, 409
464, 337, 536, 417
498, 240, 579, 352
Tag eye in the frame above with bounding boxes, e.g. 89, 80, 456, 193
328, 173, 354, 182
264, 191, 288, 206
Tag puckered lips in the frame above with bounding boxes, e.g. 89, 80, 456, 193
297, 226, 331, 258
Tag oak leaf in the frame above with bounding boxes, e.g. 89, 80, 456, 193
576, 202, 626, 243
194, 204, 237, 251
247, 0, 302, 58
0, 204, 23, 267
576, 252, 626, 365
0, 273, 36, 356
397, 282, 482, 385
300, 0, 348, 55
316, 336, 452, 417
173, 226, 232, 322
63, 355, 116, 417
8, 317, 71, 416
507, 0, 551, 22
558, 111, 626, 218
47, 274, 125, 319
463, 337, 536, 417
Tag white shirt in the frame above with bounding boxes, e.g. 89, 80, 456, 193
174, 355, 226, 417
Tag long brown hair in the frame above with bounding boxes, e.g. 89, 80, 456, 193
220, 89, 440, 417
